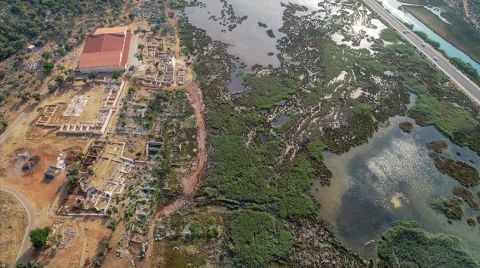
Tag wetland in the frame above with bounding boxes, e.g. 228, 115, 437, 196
181, 0, 480, 265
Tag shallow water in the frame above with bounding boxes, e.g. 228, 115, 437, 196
185, 0, 288, 68
185, 0, 321, 92
271, 114, 289, 128
312, 116, 480, 259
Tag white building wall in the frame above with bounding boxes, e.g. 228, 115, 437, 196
79, 65, 125, 74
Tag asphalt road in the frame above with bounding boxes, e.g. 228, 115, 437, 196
362, 0, 480, 105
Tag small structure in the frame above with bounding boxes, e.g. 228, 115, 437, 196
27, 44, 36, 51
44, 166, 58, 180
146, 141, 162, 156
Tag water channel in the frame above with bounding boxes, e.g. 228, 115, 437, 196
379, 0, 480, 73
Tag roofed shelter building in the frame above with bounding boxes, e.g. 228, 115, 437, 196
79, 26, 132, 74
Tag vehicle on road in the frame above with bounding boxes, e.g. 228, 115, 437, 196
433, 56, 438, 61
421, 43, 426, 47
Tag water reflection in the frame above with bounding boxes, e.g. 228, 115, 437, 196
313, 116, 480, 259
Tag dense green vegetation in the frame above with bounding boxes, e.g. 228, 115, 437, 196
228, 210, 293, 268
207, 135, 275, 203
378, 221, 478, 267
243, 74, 300, 109
180, 18, 332, 266
375, 43, 480, 153
29, 227, 51, 250
306, 139, 326, 161
380, 28, 399, 43
276, 154, 317, 219
409, 94, 478, 136
453, 125, 480, 153
0, 0, 123, 61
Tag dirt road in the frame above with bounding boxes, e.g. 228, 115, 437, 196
182, 85, 207, 196
140, 82, 207, 268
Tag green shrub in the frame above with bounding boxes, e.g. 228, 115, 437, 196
229, 210, 293, 268
30, 227, 51, 250
380, 28, 399, 43
378, 221, 478, 267
243, 74, 300, 109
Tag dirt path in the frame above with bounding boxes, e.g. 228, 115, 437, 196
131, 4, 207, 266
0, 185, 35, 263
141, 82, 206, 268
182, 85, 207, 196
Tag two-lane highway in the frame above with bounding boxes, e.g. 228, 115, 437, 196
362, 0, 480, 105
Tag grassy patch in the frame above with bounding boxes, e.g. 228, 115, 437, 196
378, 221, 478, 267
409, 94, 477, 136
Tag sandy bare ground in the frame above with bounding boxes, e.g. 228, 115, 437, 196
0, 190, 29, 266
0, 93, 111, 267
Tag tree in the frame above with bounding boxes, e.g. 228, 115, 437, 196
30, 227, 51, 250
66, 73, 75, 82
41, 51, 51, 59
47, 80, 59, 93
137, 44, 145, 50
88, 72, 97, 80
67, 163, 81, 187
43, 61, 54, 74
54, 75, 65, 88
31, 92, 41, 102
18, 92, 31, 102
0, 91, 6, 103
112, 70, 122, 79
0, 117, 7, 128
75, 152, 84, 161
68, 175, 79, 186
127, 87, 136, 95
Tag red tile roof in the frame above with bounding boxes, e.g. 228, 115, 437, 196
94, 26, 129, 36
79, 27, 131, 70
